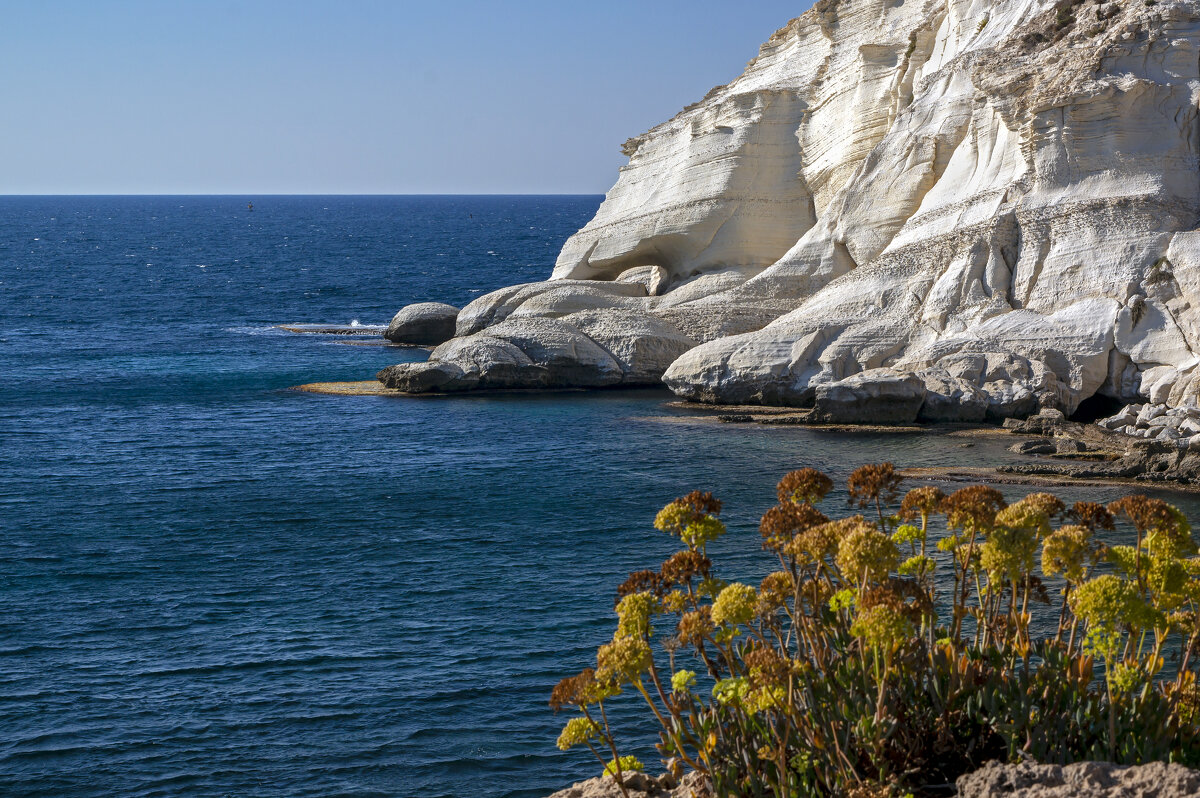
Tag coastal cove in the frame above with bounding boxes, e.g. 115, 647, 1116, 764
3, 196, 1198, 798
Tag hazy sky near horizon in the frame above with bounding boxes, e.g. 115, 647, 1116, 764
1, 1, 811, 195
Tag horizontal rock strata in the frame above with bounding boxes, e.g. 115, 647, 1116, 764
379, 0, 1200, 422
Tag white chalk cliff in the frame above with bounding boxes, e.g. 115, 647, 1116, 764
380, 0, 1200, 422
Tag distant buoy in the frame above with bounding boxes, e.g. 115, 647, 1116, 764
248, 202, 254, 212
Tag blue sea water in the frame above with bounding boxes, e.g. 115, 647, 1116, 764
0, 196, 1193, 798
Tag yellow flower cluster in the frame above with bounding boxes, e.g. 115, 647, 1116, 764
784, 518, 850, 563
1041, 524, 1092, 583
995, 500, 1052, 539
981, 523, 1038, 584
596, 636, 652, 686
891, 524, 923, 547
1070, 574, 1162, 655
603, 755, 645, 776
898, 555, 934, 578
671, 669, 697, 693
829, 588, 856, 612
615, 591, 658, 639
836, 522, 899, 583
1020, 492, 1066, 519
556, 716, 600, 751
713, 676, 750, 705
654, 503, 728, 550
850, 604, 914, 653
712, 583, 758, 627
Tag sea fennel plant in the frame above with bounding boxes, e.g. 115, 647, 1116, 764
551, 467, 1200, 796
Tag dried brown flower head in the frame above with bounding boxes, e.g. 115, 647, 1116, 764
660, 550, 711, 584
1070, 501, 1116, 531
847, 463, 903, 511
757, 571, 795, 615
677, 607, 714, 645
1108, 495, 1181, 534
777, 468, 834, 506
900, 485, 946, 520
743, 644, 790, 689
616, 569, 669, 603
550, 668, 607, 711
942, 485, 1007, 533
759, 502, 829, 552
859, 578, 934, 622
680, 489, 722, 517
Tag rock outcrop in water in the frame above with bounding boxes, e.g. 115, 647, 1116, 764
384, 302, 459, 345
381, 0, 1200, 421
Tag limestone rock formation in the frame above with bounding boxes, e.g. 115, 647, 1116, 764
381, 0, 1200, 419
384, 302, 459, 345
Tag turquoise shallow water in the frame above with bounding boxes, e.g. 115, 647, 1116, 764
1, 196, 1195, 798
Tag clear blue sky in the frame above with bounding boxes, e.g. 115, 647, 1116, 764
0, 1, 810, 194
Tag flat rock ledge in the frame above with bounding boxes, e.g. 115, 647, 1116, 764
546, 772, 708, 798
384, 302, 460, 346
996, 406, 1200, 486
956, 760, 1200, 797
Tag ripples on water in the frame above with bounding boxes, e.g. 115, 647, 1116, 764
1, 196, 1194, 797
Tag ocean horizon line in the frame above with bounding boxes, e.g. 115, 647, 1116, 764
0, 192, 607, 198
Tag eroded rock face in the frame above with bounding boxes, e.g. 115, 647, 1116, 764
381, 0, 1200, 412
384, 302, 459, 345
956, 760, 1200, 798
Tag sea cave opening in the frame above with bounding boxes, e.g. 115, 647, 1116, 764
1069, 391, 1126, 423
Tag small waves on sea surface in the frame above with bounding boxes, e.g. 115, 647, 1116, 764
2, 196, 1197, 798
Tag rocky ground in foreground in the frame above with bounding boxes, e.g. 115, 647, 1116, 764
956, 760, 1200, 797
546, 761, 1200, 797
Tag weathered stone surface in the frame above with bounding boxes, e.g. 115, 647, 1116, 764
565, 310, 697, 384
956, 760, 1200, 798
455, 281, 648, 338
1009, 439, 1057, 455
546, 772, 709, 798
376, 360, 478, 393
383, 302, 459, 345
378, 0, 1200, 412
812, 369, 926, 424
615, 265, 669, 297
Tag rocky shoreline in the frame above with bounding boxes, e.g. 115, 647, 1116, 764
293, 373, 1200, 489
546, 761, 1200, 798
682, 401, 1200, 489
995, 405, 1200, 488
357, 0, 1200, 428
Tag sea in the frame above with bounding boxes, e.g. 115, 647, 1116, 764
1, 195, 1193, 798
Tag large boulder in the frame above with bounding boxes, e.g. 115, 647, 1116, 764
378, 318, 627, 393
812, 369, 927, 424
384, 302, 459, 345
377, 361, 477, 392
